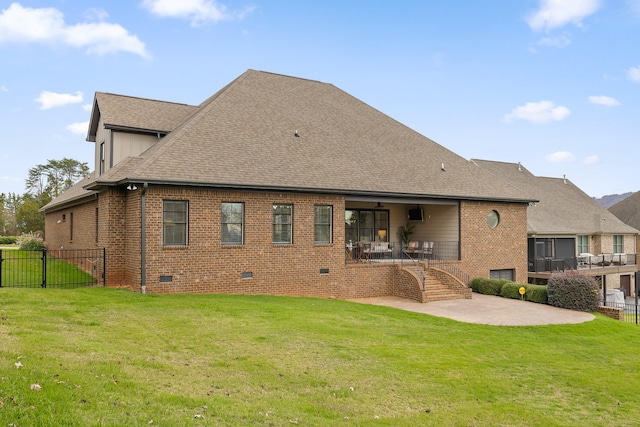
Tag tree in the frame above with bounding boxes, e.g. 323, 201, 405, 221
25, 158, 89, 203
16, 197, 44, 234
0, 192, 22, 236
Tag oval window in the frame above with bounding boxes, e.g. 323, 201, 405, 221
488, 210, 500, 229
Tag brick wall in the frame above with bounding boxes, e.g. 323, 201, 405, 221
46, 186, 531, 299
392, 267, 424, 302
44, 198, 99, 250
459, 201, 528, 283
140, 188, 348, 296
596, 305, 624, 321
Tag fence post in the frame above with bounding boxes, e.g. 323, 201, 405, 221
633, 271, 640, 325
0, 249, 3, 288
41, 249, 47, 288
102, 247, 106, 286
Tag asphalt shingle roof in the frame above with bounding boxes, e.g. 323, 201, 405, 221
609, 191, 640, 231
473, 159, 638, 235
88, 70, 533, 202
87, 92, 199, 141
45, 70, 538, 212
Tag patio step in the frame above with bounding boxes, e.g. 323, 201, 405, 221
400, 264, 472, 303
423, 270, 471, 303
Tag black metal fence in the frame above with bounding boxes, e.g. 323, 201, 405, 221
602, 300, 640, 325
0, 248, 105, 288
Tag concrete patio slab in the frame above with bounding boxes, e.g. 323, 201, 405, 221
350, 293, 595, 326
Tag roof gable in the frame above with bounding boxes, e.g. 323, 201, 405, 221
87, 92, 198, 142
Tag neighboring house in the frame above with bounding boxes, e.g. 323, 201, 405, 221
43, 70, 535, 300
609, 191, 640, 278
474, 159, 639, 296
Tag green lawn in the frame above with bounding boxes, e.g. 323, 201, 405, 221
1, 288, 639, 426
0, 250, 96, 287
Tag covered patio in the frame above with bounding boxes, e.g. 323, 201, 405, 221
344, 198, 461, 264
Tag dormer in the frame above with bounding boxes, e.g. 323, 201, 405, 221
87, 92, 198, 176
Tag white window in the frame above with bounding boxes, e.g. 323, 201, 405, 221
613, 235, 623, 253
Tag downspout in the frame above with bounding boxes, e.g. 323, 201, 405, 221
141, 183, 148, 294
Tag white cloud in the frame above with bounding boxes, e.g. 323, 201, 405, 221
588, 95, 620, 107
84, 8, 109, 22
546, 151, 576, 163
537, 35, 571, 48
0, 3, 149, 58
628, 65, 640, 82
504, 100, 571, 123
142, 0, 255, 26
67, 121, 89, 135
527, 0, 601, 32
82, 103, 93, 111
583, 155, 599, 165
35, 90, 83, 110
0, 85, 7, 92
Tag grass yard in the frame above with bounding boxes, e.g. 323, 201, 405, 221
1, 288, 640, 426
0, 250, 96, 287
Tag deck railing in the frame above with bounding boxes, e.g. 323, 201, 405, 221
529, 253, 636, 273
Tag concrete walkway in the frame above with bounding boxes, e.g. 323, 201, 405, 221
350, 293, 595, 326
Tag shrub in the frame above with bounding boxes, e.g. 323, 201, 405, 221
0, 236, 17, 245
472, 278, 508, 296
500, 282, 522, 300
16, 232, 46, 251
524, 284, 547, 304
470, 278, 484, 292
547, 271, 598, 311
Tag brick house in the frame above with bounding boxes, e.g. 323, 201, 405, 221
474, 159, 639, 297
42, 70, 534, 300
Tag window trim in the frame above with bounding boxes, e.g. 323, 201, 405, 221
221, 202, 244, 246
314, 205, 332, 244
344, 209, 389, 243
162, 200, 189, 246
272, 203, 293, 244
577, 235, 589, 255
99, 141, 105, 175
490, 269, 514, 281
613, 235, 624, 254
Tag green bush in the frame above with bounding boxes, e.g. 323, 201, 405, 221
524, 284, 548, 304
0, 236, 17, 245
500, 282, 522, 300
547, 271, 598, 311
470, 278, 484, 292
472, 278, 509, 296
16, 232, 46, 251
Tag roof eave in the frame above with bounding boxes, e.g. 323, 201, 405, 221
40, 192, 98, 213
84, 177, 536, 204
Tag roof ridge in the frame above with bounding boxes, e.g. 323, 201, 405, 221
128, 70, 255, 176
96, 91, 196, 108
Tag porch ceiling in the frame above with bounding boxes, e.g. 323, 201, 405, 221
345, 195, 458, 205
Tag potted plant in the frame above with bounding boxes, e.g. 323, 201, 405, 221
396, 222, 415, 249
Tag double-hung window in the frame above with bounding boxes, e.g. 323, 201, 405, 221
613, 235, 624, 253
273, 204, 293, 244
222, 202, 244, 245
314, 205, 332, 244
163, 200, 188, 246
577, 235, 589, 254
